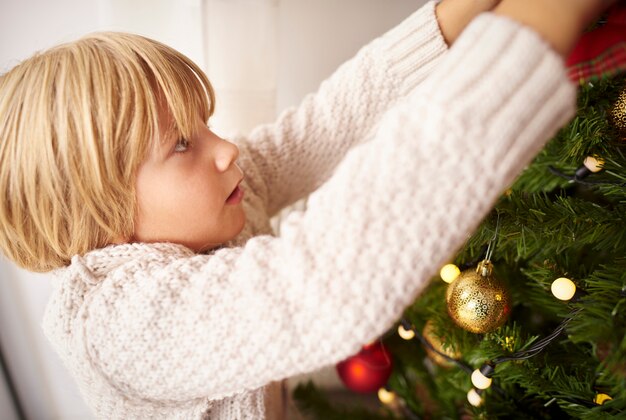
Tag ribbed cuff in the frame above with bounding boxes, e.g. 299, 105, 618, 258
374, 1, 449, 95
423, 12, 575, 121
419, 12, 576, 163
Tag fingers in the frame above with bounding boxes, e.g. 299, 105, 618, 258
494, 0, 597, 56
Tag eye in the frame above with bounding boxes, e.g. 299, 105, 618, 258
173, 138, 191, 153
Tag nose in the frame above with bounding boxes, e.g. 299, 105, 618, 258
214, 138, 240, 172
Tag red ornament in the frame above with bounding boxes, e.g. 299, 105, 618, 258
336, 341, 393, 393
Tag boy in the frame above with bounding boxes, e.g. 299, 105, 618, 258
0, 0, 613, 418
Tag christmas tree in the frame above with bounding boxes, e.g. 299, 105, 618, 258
293, 9, 626, 420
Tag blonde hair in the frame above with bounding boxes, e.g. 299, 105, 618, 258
0, 32, 215, 272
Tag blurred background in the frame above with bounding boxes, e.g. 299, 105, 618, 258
0, 0, 427, 418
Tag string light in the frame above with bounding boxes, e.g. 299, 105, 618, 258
397, 324, 415, 340
471, 365, 494, 390
583, 156, 604, 173
548, 155, 625, 186
467, 388, 483, 407
378, 387, 396, 404
440, 263, 460, 283
594, 393, 612, 405
551, 277, 576, 301
399, 308, 581, 408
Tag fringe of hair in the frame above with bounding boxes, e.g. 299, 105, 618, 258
0, 32, 214, 272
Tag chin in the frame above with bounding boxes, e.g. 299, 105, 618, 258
218, 211, 247, 246
198, 211, 246, 252
233, 211, 247, 236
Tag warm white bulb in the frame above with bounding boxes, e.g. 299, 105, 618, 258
397, 325, 415, 340
467, 388, 483, 407
551, 277, 576, 301
594, 393, 613, 405
378, 388, 396, 404
471, 369, 492, 389
583, 156, 605, 173
440, 264, 460, 283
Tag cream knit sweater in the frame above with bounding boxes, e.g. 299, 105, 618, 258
42, 2, 577, 419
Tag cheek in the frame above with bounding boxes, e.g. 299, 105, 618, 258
136, 167, 189, 220
135, 162, 224, 228
183, 176, 224, 213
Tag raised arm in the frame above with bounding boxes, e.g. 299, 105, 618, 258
74, 9, 585, 405
242, 1, 449, 217
242, 0, 509, 218
243, 0, 518, 218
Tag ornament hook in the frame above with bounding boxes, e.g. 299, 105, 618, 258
484, 211, 501, 263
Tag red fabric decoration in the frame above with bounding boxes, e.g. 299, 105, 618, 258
566, 3, 626, 83
336, 341, 393, 393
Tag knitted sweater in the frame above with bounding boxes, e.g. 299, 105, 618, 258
42, 2, 577, 419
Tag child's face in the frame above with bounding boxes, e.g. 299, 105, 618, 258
131, 109, 246, 252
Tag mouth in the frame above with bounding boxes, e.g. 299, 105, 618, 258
225, 179, 244, 205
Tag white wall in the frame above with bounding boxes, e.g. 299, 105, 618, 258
0, 1, 106, 418
0, 1, 427, 418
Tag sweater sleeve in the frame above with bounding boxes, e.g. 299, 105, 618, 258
242, 1, 448, 217
81, 13, 576, 404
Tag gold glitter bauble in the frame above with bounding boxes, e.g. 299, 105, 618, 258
611, 87, 626, 138
422, 320, 460, 368
446, 260, 511, 334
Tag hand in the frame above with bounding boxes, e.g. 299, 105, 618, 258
572, 0, 620, 27
436, 0, 503, 46
494, 0, 620, 56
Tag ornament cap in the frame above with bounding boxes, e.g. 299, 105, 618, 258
476, 260, 493, 277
